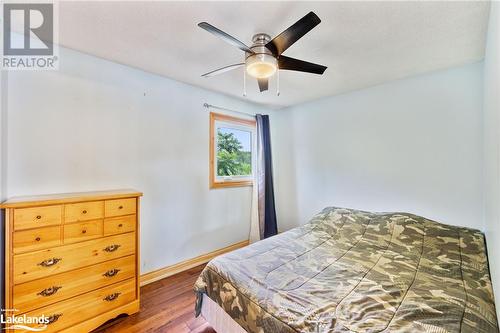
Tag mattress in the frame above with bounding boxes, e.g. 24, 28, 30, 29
200, 294, 247, 333
194, 207, 499, 333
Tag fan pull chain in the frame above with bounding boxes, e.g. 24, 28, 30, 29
243, 67, 247, 97
276, 68, 280, 96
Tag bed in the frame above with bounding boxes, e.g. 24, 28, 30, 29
194, 207, 499, 333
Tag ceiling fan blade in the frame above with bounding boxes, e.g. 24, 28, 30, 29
266, 12, 321, 56
278, 56, 327, 75
257, 78, 269, 92
198, 22, 254, 54
201, 63, 244, 77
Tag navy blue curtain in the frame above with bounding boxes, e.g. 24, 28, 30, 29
256, 114, 278, 238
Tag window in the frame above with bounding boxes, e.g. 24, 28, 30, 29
210, 112, 256, 188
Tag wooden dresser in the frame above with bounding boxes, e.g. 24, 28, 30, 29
1, 189, 142, 332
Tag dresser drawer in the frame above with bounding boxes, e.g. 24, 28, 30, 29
13, 232, 136, 284
64, 201, 103, 222
105, 198, 136, 217
24, 278, 136, 332
14, 205, 62, 231
13, 255, 136, 313
104, 215, 136, 235
63, 220, 103, 244
13, 226, 61, 254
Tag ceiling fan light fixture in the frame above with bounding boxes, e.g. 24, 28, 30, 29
198, 12, 327, 93
246, 53, 277, 79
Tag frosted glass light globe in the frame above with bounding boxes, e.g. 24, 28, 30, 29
246, 53, 277, 79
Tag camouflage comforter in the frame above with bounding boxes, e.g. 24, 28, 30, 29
194, 207, 498, 332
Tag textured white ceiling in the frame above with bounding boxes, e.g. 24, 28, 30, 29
57, 1, 490, 108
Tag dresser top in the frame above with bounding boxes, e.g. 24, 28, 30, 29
0, 189, 143, 208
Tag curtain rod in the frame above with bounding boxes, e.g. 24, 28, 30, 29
203, 103, 256, 117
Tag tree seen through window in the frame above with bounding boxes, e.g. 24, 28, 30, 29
217, 127, 252, 177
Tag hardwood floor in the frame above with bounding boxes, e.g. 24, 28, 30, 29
93, 264, 215, 333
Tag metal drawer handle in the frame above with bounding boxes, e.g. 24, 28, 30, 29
38, 257, 62, 267
36, 215, 42, 220
118, 205, 123, 210
38, 286, 62, 297
103, 292, 121, 302
35, 237, 41, 241
103, 268, 121, 278
46, 313, 62, 325
103, 244, 121, 252
82, 210, 87, 214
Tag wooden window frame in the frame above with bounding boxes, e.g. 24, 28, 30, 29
209, 112, 256, 189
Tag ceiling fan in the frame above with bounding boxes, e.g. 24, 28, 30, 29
198, 12, 327, 95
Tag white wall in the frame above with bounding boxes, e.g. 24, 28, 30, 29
483, 1, 500, 319
273, 63, 485, 231
0, 70, 6, 308
1, 71, 6, 201
3, 46, 269, 274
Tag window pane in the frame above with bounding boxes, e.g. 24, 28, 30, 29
217, 127, 252, 177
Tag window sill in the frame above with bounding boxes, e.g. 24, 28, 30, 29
210, 180, 253, 189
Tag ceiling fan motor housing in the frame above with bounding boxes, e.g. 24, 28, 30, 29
245, 33, 278, 79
